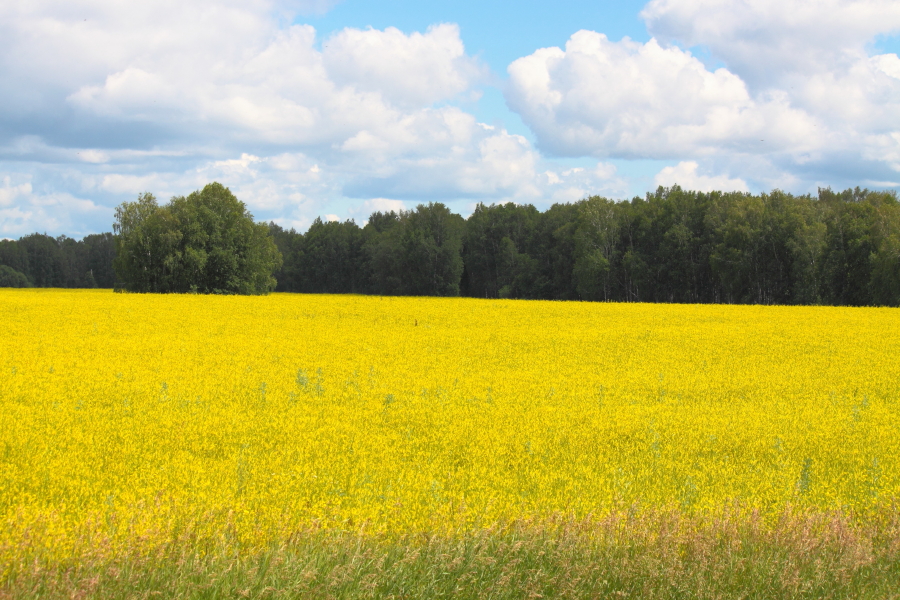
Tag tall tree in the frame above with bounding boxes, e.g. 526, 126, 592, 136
295, 218, 366, 293
864, 191, 900, 306
268, 223, 305, 292
81, 233, 118, 288
16, 234, 65, 287
365, 203, 465, 296
113, 183, 282, 294
462, 202, 540, 298
574, 196, 620, 301
819, 188, 879, 306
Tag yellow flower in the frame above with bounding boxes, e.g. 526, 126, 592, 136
0, 289, 897, 564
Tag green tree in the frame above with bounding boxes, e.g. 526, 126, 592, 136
81, 233, 118, 288
363, 210, 403, 295
574, 196, 620, 301
0, 265, 32, 287
113, 183, 282, 294
867, 191, 900, 306
786, 199, 827, 305
365, 203, 464, 296
0, 233, 116, 288
268, 222, 305, 293
461, 202, 540, 298
16, 233, 65, 287
525, 203, 580, 300
403, 203, 465, 296
818, 188, 879, 306
707, 191, 800, 304
300, 218, 366, 293
0, 239, 28, 278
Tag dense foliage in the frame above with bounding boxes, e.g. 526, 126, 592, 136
268, 186, 900, 305
112, 183, 282, 294
3, 185, 898, 305
0, 232, 116, 288
0, 265, 31, 287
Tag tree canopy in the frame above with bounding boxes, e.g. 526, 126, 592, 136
3, 184, 898, 306
0, 233, 115, 288
265, 186, 900, 306
112, 183, 282, 294
0, 265, 32, 287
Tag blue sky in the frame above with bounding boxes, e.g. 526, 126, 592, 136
306, 1, 652, 71
306, 1, 642, 129
1, 0, 900, 237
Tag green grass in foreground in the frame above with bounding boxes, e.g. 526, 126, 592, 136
4, 510, 900, 599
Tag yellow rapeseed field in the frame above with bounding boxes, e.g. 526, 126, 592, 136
1, 289, 898, 568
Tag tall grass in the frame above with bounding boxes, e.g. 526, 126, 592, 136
6, 508, 900, 599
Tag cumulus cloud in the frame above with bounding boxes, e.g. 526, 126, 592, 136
339, 122, 627, 205
4, 0, 898, 239
50, 15, 490, 152
323, 24, 487, 107
541, 163, 627, 203
641, 0, 900, 136
0, 0, 489, 152
0, 0, 546, 237
641, 0, 900, 88
504, 0, 900, 192
653, 161, 749, 192
340, 125, 540, 200
0, 175, 105, 237
348, 198, 408, 223
505, 30, 821, 159
0, 178, 32, 208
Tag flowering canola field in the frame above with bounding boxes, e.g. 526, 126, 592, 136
1, 289, 899, 566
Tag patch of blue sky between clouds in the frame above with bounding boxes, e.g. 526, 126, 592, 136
302, 0, 665, 191
303, 0, 651, 75
872, 32, 900, 55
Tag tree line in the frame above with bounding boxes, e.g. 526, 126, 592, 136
0, 232, 116, 288
269, 186, 900, 306
1, 185, 898, 306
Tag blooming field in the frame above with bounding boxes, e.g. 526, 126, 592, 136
1, 289, 899, 569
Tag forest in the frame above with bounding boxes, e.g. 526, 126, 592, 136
2, 185, 899, 306
0, 232, 116, 289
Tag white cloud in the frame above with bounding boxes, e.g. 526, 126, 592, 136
863, 131, 900, 171
0, 175, 105, 237
288, 0, 345, 16
0, 0, 564, 236
653, 161, 749, 193
505, 1, 900, 193
875, 54, 900, 80
3, 0, 898, 238
337, 124, 627, 204
541, 162, 627, 203
323, 24, 487, 107
641, 0, 900, 89
505, 31, 820, 160
55, 18, 489, 153
638, 0, 900, 167
0, 178, 32, 207
2, 0, 619, 238
99, 174, 167, 195
77, 150, 110, 164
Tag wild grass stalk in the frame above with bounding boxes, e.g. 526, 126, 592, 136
5, 508, 899, 599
